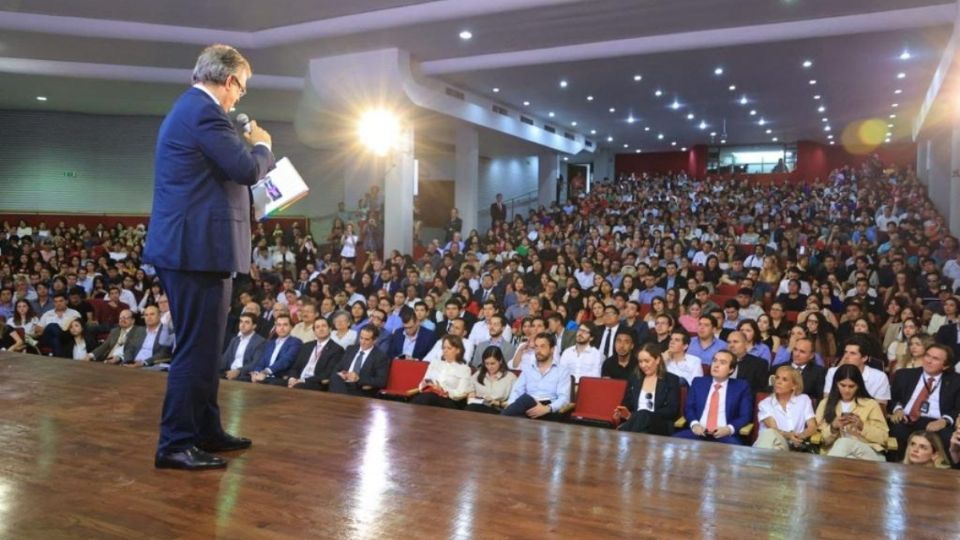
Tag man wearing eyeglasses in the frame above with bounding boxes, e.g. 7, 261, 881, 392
145, 44, 275, 471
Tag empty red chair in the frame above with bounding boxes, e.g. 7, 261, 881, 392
785, 311, 800, 323
716, 284, 739, 296
379, 359, 429, 400
569, 377, 628, 428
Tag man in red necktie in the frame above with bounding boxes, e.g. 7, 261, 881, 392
888, 343, 959, 462
674, 350, 753, 445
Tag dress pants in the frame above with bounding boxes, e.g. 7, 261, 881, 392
155, 268, 231, 453
826, 437, 885, 462
465, 403, 502, 414
619, 410, 673, 436
674, 428, 743, 445
500, 393, 562, 420
410, 392, 463, 409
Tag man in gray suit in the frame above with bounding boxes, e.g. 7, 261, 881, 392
86, 309, 142, 364
548, 313, 576, 354
123, 305, 173, 368
221, 313, 266, 379
471, 314, 516, 368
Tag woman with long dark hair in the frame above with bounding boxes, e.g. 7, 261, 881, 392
465, 346, 518, 414
615, 343, 681, 436
815, 364, 888, 461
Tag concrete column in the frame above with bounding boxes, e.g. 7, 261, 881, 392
383, 125, 415, 256
538, 152, 559, 208
929, 132, 952, 221
917, 139, 929, 186
454, 125, 480, 235
343, 156, 382, 216
951, 125, 960, 236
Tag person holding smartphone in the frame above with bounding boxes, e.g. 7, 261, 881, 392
815, 364, 889, 461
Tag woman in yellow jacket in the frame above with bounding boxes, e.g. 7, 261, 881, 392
815, 364, 889, 462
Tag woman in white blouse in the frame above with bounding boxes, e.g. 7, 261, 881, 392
465, 346, 517, 414
329, 310, 357, 349
340, 223, 359, 263
410, 335, 473, 409
9, 299, 40, 351
63, 318, 97, 361
754, 365, 818, 451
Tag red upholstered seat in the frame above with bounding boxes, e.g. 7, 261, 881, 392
378, 359, 429, 400
569, 377, 628, 427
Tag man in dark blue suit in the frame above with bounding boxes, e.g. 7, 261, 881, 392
245, 315, 303, 383
386, 308, 437, 360
145, 44, 275, 470
331, 326, 391, 396
674, 350, 753, 445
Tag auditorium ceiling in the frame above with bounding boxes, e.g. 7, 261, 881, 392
0, 0, 953, 153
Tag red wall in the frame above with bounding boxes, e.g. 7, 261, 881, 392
615, 150, 692, 177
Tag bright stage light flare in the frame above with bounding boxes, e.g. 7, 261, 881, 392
357, 109, 400, 156
840, 118, 887, 155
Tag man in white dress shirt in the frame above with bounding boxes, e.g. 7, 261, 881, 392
824, 336, 891, 406
423, 318, 474, 364
559, 323, 604, 382
223, 313, 266, 380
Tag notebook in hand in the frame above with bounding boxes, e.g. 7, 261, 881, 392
251, 157, 309, 221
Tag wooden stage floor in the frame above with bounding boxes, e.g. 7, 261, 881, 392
1, 352, 959, 539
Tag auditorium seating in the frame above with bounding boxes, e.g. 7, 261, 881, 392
379, 359, 428, 400
568, 376, 628, 428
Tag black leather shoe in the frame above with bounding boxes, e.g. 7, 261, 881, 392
154, 447, 227, 470
197, 433, 252, 453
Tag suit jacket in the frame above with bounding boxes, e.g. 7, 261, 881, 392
684, 376, 753, 432
288, 339, 345, 384
438, 313, 477, 336
143, 87, 275, 273
249, 336, 303, 377
935, 323, 960, 363
123, 325, 172, 366
90, 326, 144, 362
622, 372, 682, 423
592, 323, 630, 354
556, 329, 577, 354
335, 345, 390, 389
219, 332, 266, 373
490, 201, 507, 224
889, 368, 959, 422
734, 354, 770, 394
471, 339, 517, 369
386, 327, 437, 360
776, 362, 827, 402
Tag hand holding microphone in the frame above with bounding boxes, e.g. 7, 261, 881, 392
237, 113, 272, 148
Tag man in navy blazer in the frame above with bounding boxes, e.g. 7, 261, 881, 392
674, 350, 753, 445
220, 313, 266, 378
246, 315, 302, 383
145, 45, 275, 470
331, 326, 391, 396
386, 308, 437, 360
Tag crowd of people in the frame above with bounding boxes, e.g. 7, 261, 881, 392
2, 154, 960, 470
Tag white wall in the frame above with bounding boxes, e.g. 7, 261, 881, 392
477, 155, 539, 231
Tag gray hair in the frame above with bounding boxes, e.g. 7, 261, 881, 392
191, 44, 250, 85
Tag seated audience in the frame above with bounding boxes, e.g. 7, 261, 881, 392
887, 343, 958, 461
289, 300, 319, 344
387, 307, 438, 360
777, 337, 826, 402
286, 318, 345, 390
37, 293, 81, 357
62, 317, 97, 360
471, 314, 515, 368
330, 310, 357, 349
501, 333, 571, 420
816, 364, 889, 462
246, 315, 303, 383
600, 329, 638, 380
423, 317, 472, 364
86, 309, 141, 364
824, 336, 892, 406
725, 331, 770, 394
221, 313, 266, 380
330, 325, 390, 396
123, 305, 172, 367
662, 330, 702, 386
558, 322, 604, 382
902, 431, 951, 469
688, 315, 727, 365
616, 343, 681, 435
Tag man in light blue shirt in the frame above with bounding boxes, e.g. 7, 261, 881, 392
636, 274, 667, 305
501, 332, 571, 420
688, 315, 727, 365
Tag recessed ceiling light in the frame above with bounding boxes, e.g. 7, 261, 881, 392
886, 132, 892, 137
750, 110, 757, 116
758, 118, 766, 126
900, 50, 911, 60
699, 121, 707, 130
586, 95, 594, 101
657, 133, 664, 140
606, 136, 614, 142
36, 96, 47, 101
686, 113, 694, 120
714, 67, 724, 75
808, 79, 817, 85
671, 100, 680, 110
890, 114, 897, 118
635, 149, 641, 153
822, 117, 829, 122
887, 123, 894, 128
710, 131, 717, 137
644, 126, 651, 131
559, 80, 568, 88
523, 101, 530, 106
720, 139, 726, 144
492, 87, 500, 93
681, 147, 688, 151
817, 106, 826, 113
548, 111, 555, 117
765, 128, 772, 134
627, 116, 635, 124
813, 95, 821, 100
609, 107, 616, 113
633, 74, 642, 81
802, 60, 813, 68
563, 157, 569, 161
654, 89, 663, 97
739, 96, 748, 105
459, 30, 473, 40
772, 137, 779, 142
891, 103, 899, 108
829, 141, 835, 145
824, 126, 831, 131
623, 143, 629, 148
728, 85, 736, 91
827, 134, 834, 139
571, 121, 578, 126
590, 129, 597, 135
897, 72, 906, 79
671, 141, 678, 146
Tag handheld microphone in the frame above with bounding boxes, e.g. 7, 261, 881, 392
236, 113, 252, 134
